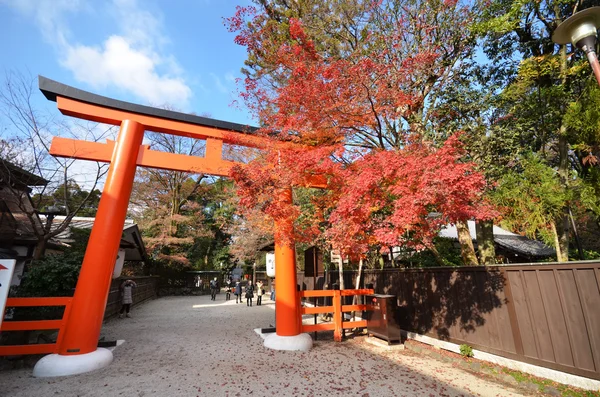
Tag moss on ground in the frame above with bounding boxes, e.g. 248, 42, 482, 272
500, 368, 600, 397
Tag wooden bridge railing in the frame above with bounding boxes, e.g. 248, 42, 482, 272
0, 297, 72, 356
299, 289, 374, 341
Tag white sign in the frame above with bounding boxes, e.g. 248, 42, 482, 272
266, 252, 275, 277
330, 250, 343, 268
113, 249, 126, 279
0, 259, 16, 330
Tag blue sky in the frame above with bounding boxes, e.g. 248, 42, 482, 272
0, 0, 256, 126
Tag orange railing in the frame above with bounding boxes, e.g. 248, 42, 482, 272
0, 297, 72, 356
299, 289, 374, 341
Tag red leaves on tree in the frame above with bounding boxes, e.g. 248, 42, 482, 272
227, 5, 493, 258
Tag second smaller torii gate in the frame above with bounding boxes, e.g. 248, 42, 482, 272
33, 76, 317, 377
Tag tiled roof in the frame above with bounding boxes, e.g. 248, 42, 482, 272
38, 215, 145, 261
439, 220, 555, 258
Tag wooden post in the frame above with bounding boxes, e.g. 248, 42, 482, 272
333, 289, 342, 342
274, 188, 302, 336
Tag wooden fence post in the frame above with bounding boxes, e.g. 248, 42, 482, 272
333, 290, 342, 342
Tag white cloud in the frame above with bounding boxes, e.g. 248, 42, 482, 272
63, 36, 191, 106
3, 0, 192, 108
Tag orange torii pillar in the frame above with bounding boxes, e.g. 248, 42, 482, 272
33, 120, 145, 377
265, 188, 312, 351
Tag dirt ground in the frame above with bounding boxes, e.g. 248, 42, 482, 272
0, 295, 532, 397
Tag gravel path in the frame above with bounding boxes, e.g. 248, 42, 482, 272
0, 295, 530, 397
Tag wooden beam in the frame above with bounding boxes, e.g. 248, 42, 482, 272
50, 137, 237, 177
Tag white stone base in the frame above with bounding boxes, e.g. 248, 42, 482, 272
33, 348, 113, 377
263, 332, 313, 352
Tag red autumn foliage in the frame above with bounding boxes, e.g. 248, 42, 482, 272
226, 5, 494, 258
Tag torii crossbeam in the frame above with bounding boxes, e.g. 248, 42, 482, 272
33, 76, 314, 377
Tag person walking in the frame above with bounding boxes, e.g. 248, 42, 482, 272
225, 278, 232, 301
245, 280, 254, 307
234, 281, 242, 304
210, 277, 219, 301
256, 280, 264, 306
119, 279, 137, 318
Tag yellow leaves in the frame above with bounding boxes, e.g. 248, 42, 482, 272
517, 55, 560, 81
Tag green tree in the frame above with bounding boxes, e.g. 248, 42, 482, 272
478, 0, 599, 261
491, 153, 571, 255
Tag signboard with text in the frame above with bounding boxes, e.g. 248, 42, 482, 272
266, 253, 275, 277
0, 260, 16, 329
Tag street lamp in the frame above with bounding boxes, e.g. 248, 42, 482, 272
553, 7, 600, 86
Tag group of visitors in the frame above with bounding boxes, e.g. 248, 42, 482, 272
117, 277, 274, 318
232, 280, 266, 306
206, 276, 273, 307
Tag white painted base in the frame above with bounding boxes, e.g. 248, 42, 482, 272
33, 348, 113, 377
263, 332, 313, 352
404, 331, 600, 391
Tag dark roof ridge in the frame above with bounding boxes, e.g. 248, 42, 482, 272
38, 76, 259, 135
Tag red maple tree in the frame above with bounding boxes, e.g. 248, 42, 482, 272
227, 4, 494, 259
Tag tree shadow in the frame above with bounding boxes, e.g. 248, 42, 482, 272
364, 268, 506, 341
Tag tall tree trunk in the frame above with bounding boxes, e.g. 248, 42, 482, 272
456, 220, 479, 266
551, 221, 565, 262
556, 133, 570, 262
337, 257, 345, 290
569, 208, 584, 260
33, 238, 47, 261
351, 258, 364, 320
556, 41, 570, 262
475, 220, 496, 265
557, 207, 570, 262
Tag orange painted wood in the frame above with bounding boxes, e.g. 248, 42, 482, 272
55, 298, 73, 349
299, 290, 335, 298
58, 120, 145, 356
333, 290, 343, 342
57, 97, 265, 147
341, 304, 370, 312
340, 289, 374, 296
50, 138, 237, 177
5, 297, 71, 307
275, 188, 302, 337
301, 306, 334, 315
1, 320, 62, 332
137, 143, 235, 176
302, 323, 335, 333
49, 137, 114, 162
0, 344, 57, 356
342, 320, 368, 329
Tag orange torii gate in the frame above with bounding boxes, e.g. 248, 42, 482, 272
32, 76, 315, 376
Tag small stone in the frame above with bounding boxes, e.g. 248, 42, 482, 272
523, 382, 540, 391
469, 362, 482, 372
543, 386, 561, 396
499, 374, 518, 386
441, 355, 454, 363
458, 360, 471, 370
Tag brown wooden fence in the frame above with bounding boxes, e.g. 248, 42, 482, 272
298, 263, 600, 381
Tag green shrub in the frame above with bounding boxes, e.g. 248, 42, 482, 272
460, 344, 474, 358
14, 228, 90, 298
